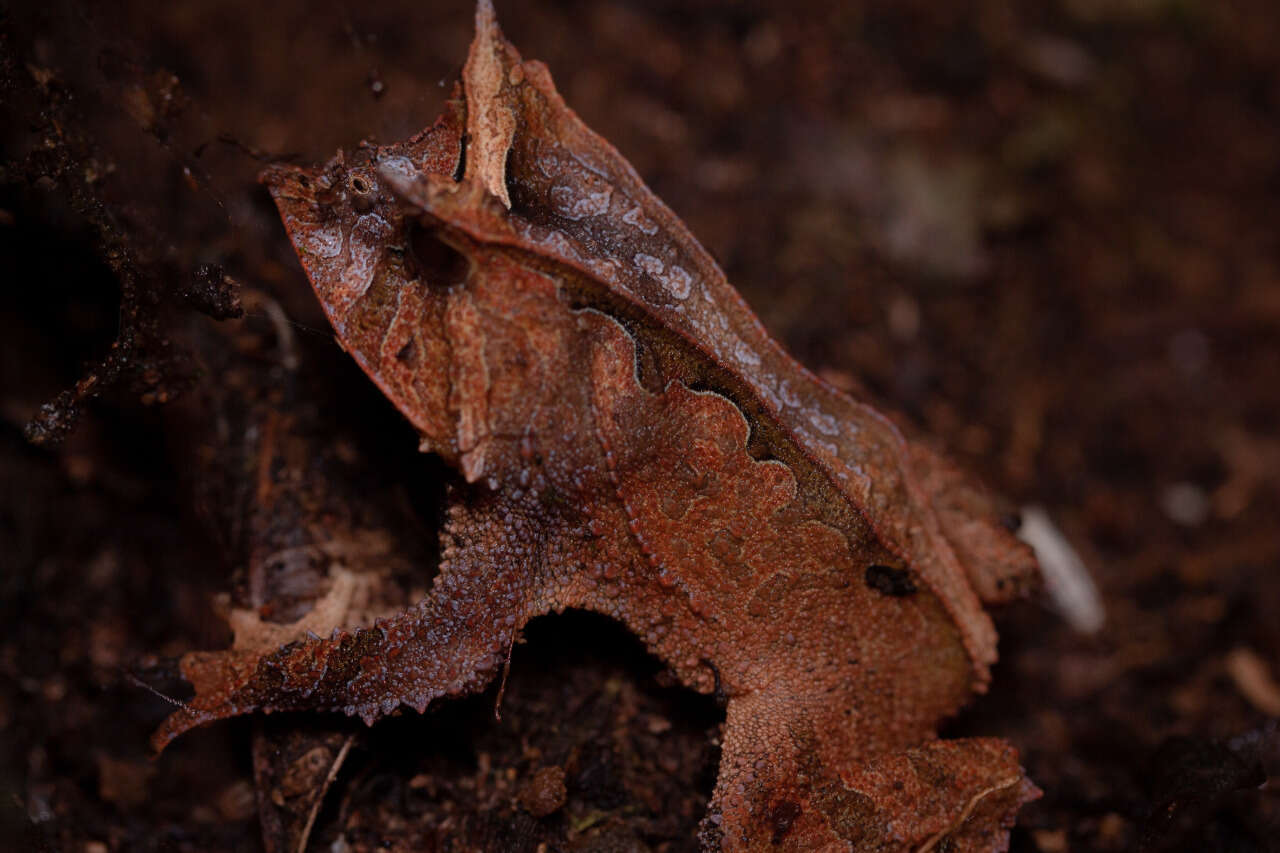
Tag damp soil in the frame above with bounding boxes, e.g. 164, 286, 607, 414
2, 1, 1279, 851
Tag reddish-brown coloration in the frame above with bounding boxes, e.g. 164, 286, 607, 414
517, 765, 568, 818
155, 3, 1039, 849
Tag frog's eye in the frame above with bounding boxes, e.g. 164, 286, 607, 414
864, 563, 917, 597
348, 173, 377, 211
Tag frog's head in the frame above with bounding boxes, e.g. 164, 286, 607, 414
261, 107, 476, 454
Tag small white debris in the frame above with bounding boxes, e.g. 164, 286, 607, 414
1225, 647, 1280, 716
1161, 481, 1210, 527
1018, 505, 1105, 634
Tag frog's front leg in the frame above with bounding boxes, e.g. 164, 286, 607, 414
152, 490, 586, 751
707, 690, 1037, 852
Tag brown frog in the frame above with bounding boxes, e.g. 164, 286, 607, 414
155, 3, 1040, 849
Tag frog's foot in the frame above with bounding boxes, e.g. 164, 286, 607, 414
702, 695, 1039, 852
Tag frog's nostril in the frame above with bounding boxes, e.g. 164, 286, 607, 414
349, 174, 377, 211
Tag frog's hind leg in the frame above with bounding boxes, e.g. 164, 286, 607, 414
703, 692, 1038, 852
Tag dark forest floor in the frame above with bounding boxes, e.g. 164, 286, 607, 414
2, 1, 1279, 850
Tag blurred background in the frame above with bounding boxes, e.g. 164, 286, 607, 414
2, 0, 1278, 850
